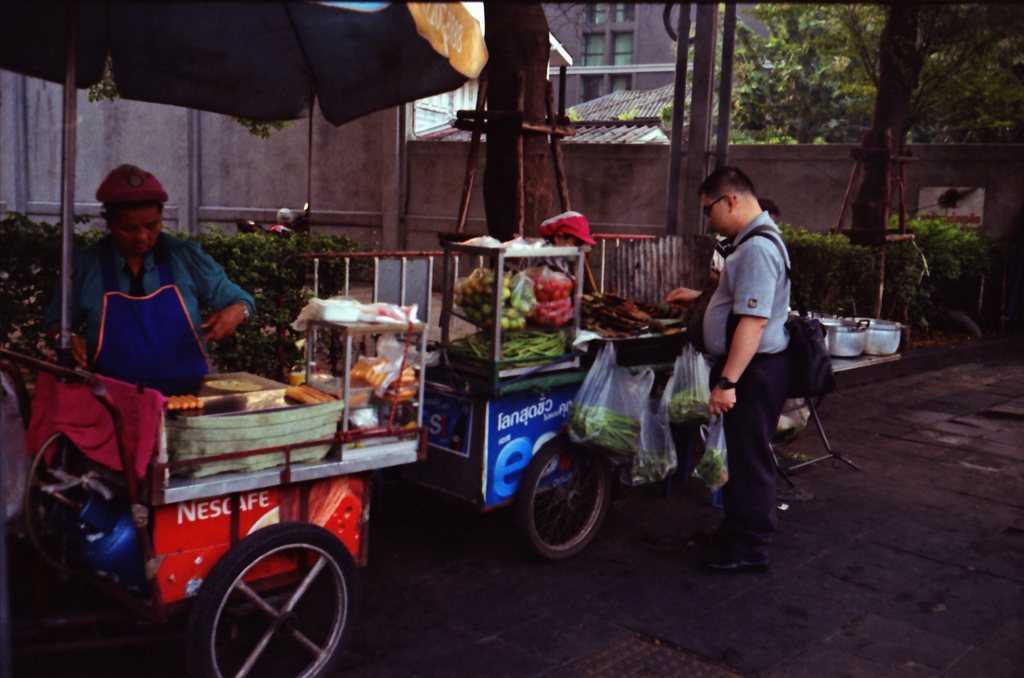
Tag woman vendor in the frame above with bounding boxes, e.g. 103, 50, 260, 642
43, 164, 255, 384
536, 211, 595, 277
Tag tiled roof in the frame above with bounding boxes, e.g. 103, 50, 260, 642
419, 119, 669, 144
570, 84, 676, 121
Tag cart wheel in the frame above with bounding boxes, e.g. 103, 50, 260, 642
515, 435, 612, 561
185, 523, 360, 678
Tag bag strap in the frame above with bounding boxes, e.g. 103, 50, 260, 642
735, 226, 811, 318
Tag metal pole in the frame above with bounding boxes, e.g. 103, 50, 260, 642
714, 4, 737, 170
59, 4, 80, 368
665, 3, 691, 235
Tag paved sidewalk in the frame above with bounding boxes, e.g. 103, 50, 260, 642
12, 346, 1024, 677
344, 350, 1024, 678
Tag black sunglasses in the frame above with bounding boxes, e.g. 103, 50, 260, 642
703, 195, 728, 217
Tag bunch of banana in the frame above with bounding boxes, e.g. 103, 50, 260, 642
167, 395, 204, 410
285, 385, 337, 404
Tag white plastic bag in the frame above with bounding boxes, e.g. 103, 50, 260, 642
623, 399, 678, 485
291, 297, 362, 330
661, 345, 711, 425
568, 343, 653, 460
693, 414, 728, 492
774, 398, 810, 444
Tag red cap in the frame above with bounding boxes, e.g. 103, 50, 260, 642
95, 164, 168, 204
538, 211, 595, 245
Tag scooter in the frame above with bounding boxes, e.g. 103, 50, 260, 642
234, 207, 310, 238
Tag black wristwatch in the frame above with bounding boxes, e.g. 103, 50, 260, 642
718, 377, 738, 390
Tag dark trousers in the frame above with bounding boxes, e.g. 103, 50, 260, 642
709, 351, 791, 563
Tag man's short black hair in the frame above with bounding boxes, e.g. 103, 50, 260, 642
758, 198, 780, 217
103, 200, 164, 222
699, 166, 757, 199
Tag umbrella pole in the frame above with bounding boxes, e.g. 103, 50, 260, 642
58, 4, 79, 368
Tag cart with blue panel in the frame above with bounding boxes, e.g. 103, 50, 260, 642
404, 240, 685, 560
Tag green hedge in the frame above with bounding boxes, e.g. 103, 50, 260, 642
780, 218, 1004, 327
1, 212, 365, 378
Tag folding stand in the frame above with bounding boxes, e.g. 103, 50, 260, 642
782, 397, 861, 473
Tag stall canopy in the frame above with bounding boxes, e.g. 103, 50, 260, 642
0, 1, 488, 126
0, 1, 487, 358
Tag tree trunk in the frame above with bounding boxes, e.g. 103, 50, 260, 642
850, 4, 922, 233
483, 5, 554, 241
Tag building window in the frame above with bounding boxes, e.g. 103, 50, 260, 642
613, 4, 635, 23
582, 34, 606, 67
581, 76, 605, 103
613, 32, 634, 66
585, 4, 609, 24
611, 75, 632, 93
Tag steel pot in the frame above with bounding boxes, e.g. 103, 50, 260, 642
819, 318, 868, 357
854, 318, 903, 355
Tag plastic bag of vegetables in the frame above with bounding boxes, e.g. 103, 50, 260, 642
661, 345, 711, 425
622, 399, 678, 485
569, 343, 653, 461
692, 414, 728, 492
454, 268, 536, 330
524, 265, 575, 328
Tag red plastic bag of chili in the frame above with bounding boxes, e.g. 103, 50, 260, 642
525, 266, 575, 328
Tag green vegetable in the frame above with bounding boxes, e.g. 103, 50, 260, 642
626, 454, 676, 485
568, 404, 640, 455
449, 330, 566, 364
692, 447, 728, 491
666, 389, 710, 425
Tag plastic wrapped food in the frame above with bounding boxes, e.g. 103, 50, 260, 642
454, 268, 536, 330
525, 266, 575, 328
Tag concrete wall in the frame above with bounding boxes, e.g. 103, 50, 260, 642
0, 70, 399, 248
404, 140, 1024, 246
4, 70, 1023, 257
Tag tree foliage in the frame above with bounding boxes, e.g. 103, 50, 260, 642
733, 4, 1024, 143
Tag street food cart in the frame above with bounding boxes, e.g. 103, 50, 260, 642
2, 247, 437, 676
405, 239, 686, 560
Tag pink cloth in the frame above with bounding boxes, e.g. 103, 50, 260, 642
25, 372, 166, 477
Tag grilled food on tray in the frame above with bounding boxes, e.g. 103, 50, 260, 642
167, 395, 204, 410
285, 385, 338, 404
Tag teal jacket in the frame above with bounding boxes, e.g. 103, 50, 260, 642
44, 233, 255, 362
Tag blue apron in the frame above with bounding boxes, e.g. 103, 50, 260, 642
92, 236, 212, 383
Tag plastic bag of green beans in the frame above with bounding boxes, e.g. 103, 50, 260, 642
569, 343, 653, 460
660, 345, 711, 426
622, 400, 678, 485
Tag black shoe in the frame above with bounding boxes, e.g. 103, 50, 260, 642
699, 553, 770, 574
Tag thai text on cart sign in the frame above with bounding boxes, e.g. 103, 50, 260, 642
497, 397, 572, 432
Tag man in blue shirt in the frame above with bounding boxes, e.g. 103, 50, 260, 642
44, 165, 254, 383
698, 166, 792, 573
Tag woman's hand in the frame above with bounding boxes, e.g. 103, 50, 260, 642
201, 303, 248, 342
666, 287, 701, 307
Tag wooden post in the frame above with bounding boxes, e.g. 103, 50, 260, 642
456, 72, 488, 234
515, 72, 525, 237
545, 81, 571, 213
833, 157, 863, 235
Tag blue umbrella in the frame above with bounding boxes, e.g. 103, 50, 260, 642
0, 2, 487, 124
0, 1, 487, 354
